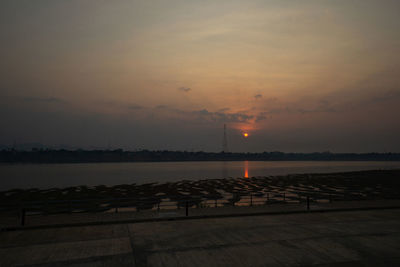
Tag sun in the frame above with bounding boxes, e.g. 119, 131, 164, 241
243, 132, 249, 138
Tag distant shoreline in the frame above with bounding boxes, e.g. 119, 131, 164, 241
1, 149, 400, 163
1, 160, 400, 166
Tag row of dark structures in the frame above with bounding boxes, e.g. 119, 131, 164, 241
1, 149, 400, 163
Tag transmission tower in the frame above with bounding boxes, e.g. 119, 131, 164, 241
222, 124, 228, 152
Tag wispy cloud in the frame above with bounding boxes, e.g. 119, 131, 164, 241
20, 96, 66, 104
218, 107, 230, 112
178, 87, 191, 93
369, 90, 400, 103
155, 105, 168, 109
99, 100, 144, 111
254, 94, 262, 99
151, 105, 254, 124
255, 112, 268, 122
189, 109, 254, 123
127, 104, 144, 110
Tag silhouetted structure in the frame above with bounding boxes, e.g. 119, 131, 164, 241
222, 124, 228, 152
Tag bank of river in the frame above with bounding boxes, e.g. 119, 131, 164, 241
1, 169, 399, 214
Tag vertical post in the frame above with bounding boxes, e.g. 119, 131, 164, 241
185, 201, 189, 217
20, 208, 25, 226
307, 196, 310, 211
250, 194, 253, 206
157, 201, 160, 212
329, 193, 332, 203
222, 124, 228, 152
215, 199, 217, 208
283, 193, 285, 202
115, 199, 119, 213
267, 193, 269, 202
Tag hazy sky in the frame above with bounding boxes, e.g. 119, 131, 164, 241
1, 0, 400, 152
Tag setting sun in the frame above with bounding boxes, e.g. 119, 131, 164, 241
243, 133, 249, 138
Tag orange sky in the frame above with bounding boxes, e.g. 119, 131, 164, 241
1, 0, 400, 152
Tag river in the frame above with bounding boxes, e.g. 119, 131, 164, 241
1, 161, 400, 190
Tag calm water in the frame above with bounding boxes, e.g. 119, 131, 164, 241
1, 161, 400, 190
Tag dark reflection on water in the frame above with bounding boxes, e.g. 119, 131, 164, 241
1, 161, 400, 190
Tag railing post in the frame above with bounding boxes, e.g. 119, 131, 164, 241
307, 196, 310, 211
329, 193, 332, 203
267, 193, 269, 203
283, 193, 285, 202
250, 194, 253, 206
185, 201, 189, 216
215, 198, 217, 208
115, 199, 119, 213
157, 201, 160, 212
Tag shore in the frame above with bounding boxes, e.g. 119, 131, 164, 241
1, 169, 399, 212
1, 169, 400, 229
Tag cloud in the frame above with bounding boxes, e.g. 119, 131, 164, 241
264, 105, 337, 115
296, 100, 338, 114
178, 87, 191, 93
369, 90, 400, 103
151, 105, 254, 124
255, 112, 268, 122
127, 104, 143, 110
155, 105, 168, 109
99, 100, 144, 111
254, 94, 262, 99
191, 109, 254, 123
20, 96, 66, 104
257, 97, 343, 116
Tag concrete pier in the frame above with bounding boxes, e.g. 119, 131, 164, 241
1, 208, 400, 266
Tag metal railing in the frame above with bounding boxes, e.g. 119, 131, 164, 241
1, 189, 400, 227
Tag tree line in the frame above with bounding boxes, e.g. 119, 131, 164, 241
1, 149, 400, 163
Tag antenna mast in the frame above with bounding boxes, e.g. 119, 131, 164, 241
222, 124, 228, 152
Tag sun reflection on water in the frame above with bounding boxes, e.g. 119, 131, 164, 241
244, 160, 249, 178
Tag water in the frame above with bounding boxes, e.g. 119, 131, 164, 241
1, 161, 400, 190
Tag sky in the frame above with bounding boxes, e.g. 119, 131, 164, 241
1, 0, 400, 152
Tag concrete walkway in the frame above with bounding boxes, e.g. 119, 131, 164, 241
1, 208, 400, 266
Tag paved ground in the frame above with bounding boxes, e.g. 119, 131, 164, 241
1, 208, 400, 266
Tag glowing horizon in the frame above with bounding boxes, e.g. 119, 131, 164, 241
1, 0, 400, 152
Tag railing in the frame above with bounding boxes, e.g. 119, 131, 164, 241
1, 190, 399, 227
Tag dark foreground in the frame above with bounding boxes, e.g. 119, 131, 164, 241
1, 208, 400, 266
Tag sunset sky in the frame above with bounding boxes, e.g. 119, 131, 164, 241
1, 0, 400, 152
